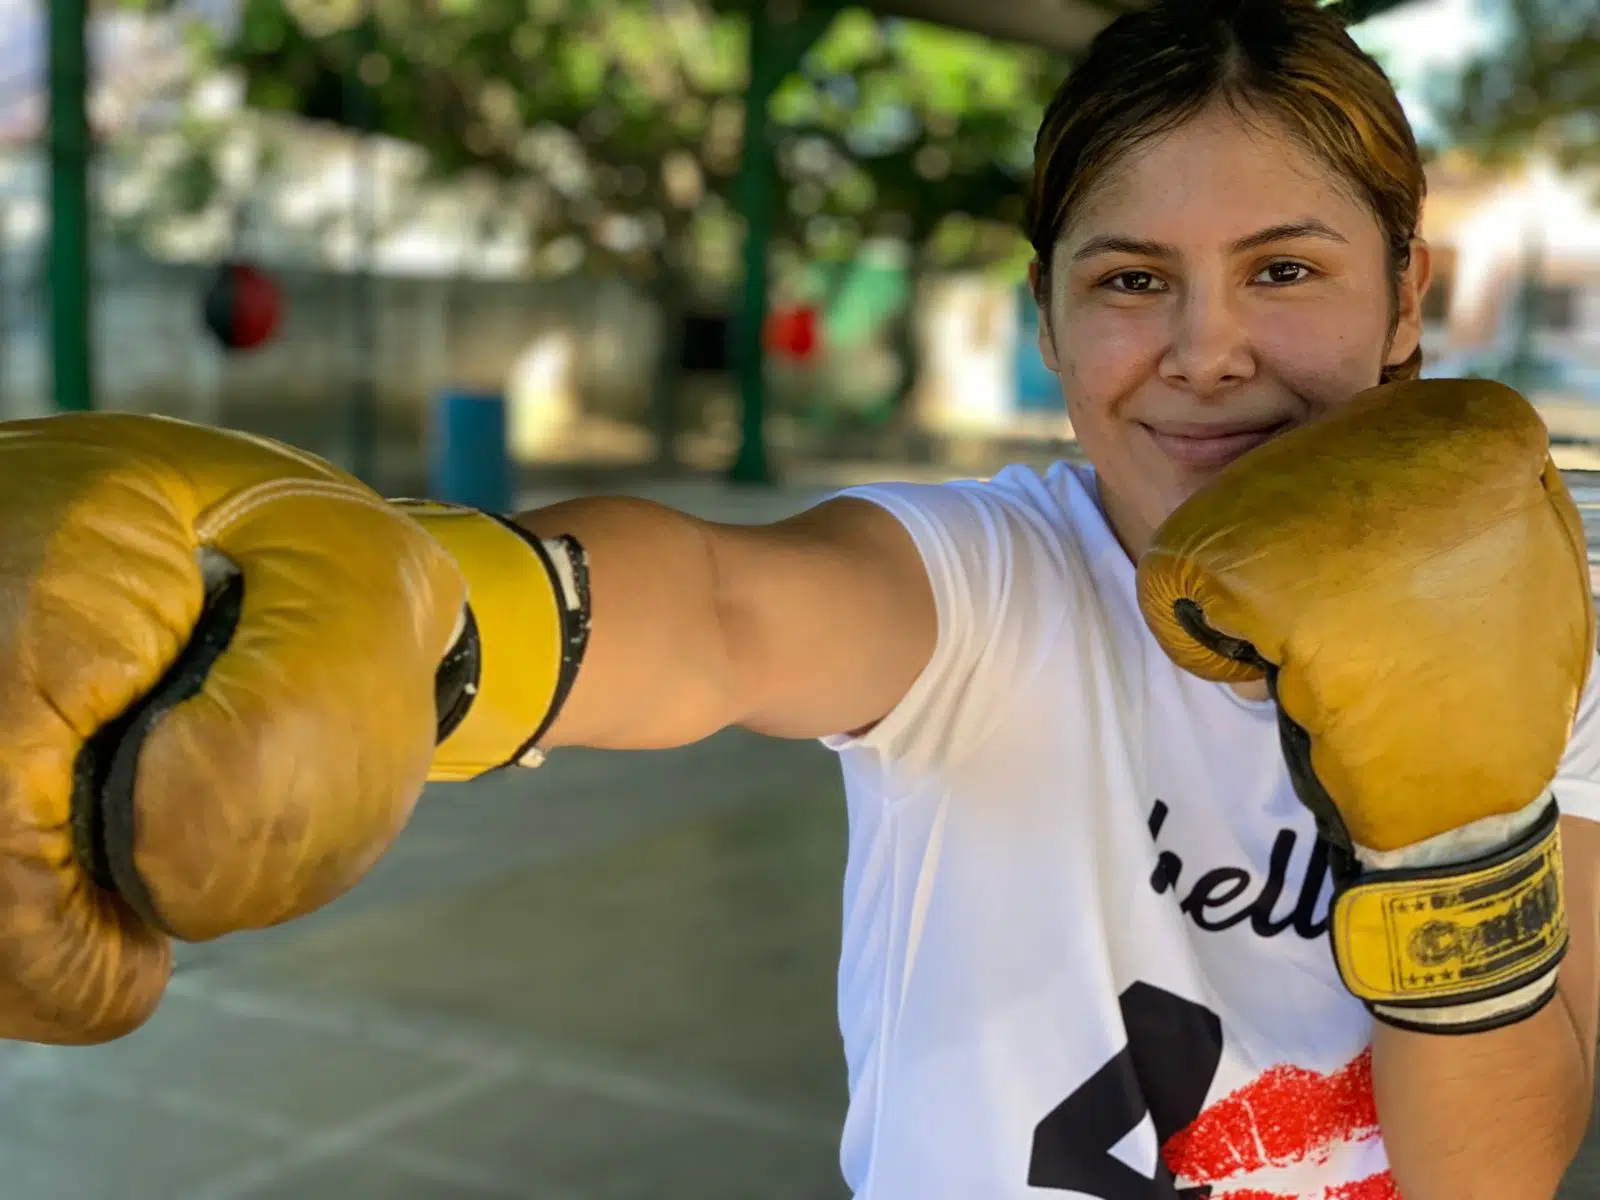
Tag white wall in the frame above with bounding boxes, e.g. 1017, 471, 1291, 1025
0, 240, 662, 483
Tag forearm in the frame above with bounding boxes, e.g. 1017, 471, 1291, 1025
506, 492, 936, 752
512, 495, 740, 751
417, 489, 933, 768
1371, 989, 1590, 1199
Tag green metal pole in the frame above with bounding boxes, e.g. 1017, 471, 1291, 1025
1504, 222, 1543, 394
48, 0, 92, 412
346, 18, 378, 485
727, 1, 836, 485
728, 7, 781, 485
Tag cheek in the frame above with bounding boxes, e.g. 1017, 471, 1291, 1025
1054, 307, 1162, 411
1054, 307, 1171, 475
1054, 313, 1195, 538
1252, 294, 1392, 396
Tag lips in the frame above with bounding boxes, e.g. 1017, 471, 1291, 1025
1144, 420, 1291, 471
1162, 1047, 1396, 1199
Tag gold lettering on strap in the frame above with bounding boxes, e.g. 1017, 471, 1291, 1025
1331, 820, 1567, 1006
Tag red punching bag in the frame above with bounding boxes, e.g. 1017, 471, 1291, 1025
764, 304, 819, 363
202, 261, 283, 352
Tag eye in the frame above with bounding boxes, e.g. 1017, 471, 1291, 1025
1102, 270, 1166, 294
1256, 261, 1315, 286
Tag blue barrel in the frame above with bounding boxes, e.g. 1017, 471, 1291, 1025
430, 389, 512, 514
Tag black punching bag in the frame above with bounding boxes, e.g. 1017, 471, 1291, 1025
202, 261, 282, 352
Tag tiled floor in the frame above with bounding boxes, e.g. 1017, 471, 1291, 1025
3, 475, 1599, 1198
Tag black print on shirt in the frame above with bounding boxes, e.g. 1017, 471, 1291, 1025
1029, 981, 1223, 1198
1146, 799, 1332, 939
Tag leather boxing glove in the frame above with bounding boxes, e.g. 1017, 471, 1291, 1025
1137, 378, 1595, 1034
0, 412, 587, 1044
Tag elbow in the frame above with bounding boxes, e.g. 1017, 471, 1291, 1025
1564, 1087, 1594, 1161
1545, 1022, 1597, 1195
1392, 1148, 1571, 1200
1378, 1045, 1592, 1200
1511, 1143, 1585, 1200
701, 517, 759, 732
1391, 1099, 1590, 1200
1552, 1092, 1593, 1196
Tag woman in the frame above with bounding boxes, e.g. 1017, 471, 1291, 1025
15, 0, 1594, 1196
517, 2, 1600, 1196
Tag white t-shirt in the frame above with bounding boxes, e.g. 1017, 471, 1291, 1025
821, 461, 1600, 1200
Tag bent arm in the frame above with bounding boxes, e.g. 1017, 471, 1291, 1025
1370, 814, 1600, 1199
418, 491, 938, 770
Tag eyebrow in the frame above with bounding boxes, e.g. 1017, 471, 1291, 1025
1069, 219, 1350, 263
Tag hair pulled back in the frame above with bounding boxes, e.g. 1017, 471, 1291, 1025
1026, 0, 1426, 382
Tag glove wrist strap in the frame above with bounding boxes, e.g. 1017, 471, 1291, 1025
392, 501, 591, 783
1330, 799, 1567, 1035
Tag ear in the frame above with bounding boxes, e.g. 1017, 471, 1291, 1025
1028, 259, 1061, 373
1385, 238, 1433, 370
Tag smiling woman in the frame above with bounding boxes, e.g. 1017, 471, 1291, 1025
9, 3, 1599, 1200
1023, 0, 1431, 556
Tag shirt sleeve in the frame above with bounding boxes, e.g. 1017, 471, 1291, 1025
818, 470, 1071, 781
1555, 654, 1600, 825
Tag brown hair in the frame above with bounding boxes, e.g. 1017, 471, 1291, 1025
1026, 0, 1426, 382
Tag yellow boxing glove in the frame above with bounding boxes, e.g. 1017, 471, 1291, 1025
1137, 378, 1594, 1034
0, 412, 585, 1044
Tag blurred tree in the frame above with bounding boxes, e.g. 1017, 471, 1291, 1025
189, 0, 1062, 429
766, 12, 1056, 418
209, 0, 1057, 282
1435, 0, 1598, 177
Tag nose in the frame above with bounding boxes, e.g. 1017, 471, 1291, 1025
1158, 283, 1256, 398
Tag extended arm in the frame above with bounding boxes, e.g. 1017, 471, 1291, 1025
408, 493, 939, 779
0, 411, 942, 1045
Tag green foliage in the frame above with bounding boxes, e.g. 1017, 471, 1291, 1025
1436, 0, 1599, 175
200, 0, 1061, 279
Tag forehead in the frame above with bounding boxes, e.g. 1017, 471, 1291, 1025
1061, 105, 1376, 251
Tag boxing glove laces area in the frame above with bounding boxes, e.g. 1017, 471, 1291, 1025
1170, 596, 1568, 1035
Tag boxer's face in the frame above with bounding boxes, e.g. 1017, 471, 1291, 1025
1033, 102, 1431, 557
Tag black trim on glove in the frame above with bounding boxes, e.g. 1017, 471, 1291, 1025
510, 528, 592, 766
1171, 598, 1360, 885
1267, 669, 1361, 889
434, 605, 482, 746
71, 561, 247, 938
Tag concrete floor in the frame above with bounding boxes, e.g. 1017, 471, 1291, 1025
0, 732, 854, 1200
2, 476, 1599, 1199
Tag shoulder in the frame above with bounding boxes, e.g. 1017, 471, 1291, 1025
828, 460, 1100, 579
818, 462, 1123, 775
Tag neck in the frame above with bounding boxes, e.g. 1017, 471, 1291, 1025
1092, 475, 1154, 563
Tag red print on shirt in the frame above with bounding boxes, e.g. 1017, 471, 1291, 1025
1160, 1048, 1399, 1199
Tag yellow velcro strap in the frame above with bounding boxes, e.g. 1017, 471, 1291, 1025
390, 500, 587, 783
1330, 807, 1566, 1007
